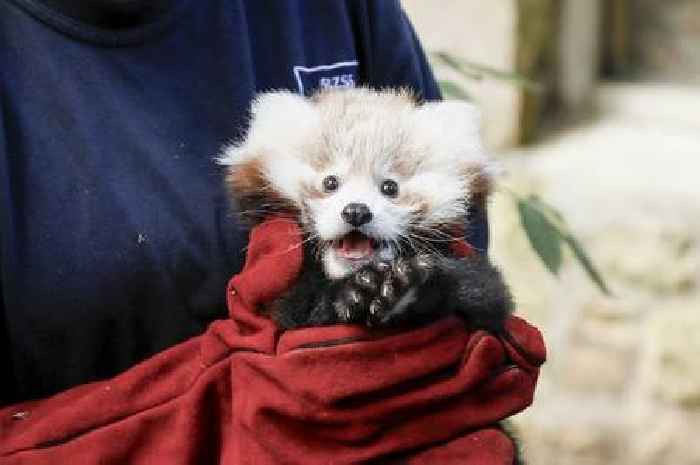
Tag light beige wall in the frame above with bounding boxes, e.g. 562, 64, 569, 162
401, 0, 521, 150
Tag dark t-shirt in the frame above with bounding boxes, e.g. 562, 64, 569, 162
0, 0, 489, 403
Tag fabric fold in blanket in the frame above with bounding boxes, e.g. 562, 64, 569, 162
0, 218, 546, 465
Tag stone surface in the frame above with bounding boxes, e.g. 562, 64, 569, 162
629, 410, 700, 465
592, 224, 698, 295
495, 83, 700, 465
519, 421, 624, 465
557, 345, 632, 394
644, 308, 700, 407
581, 296, 644, 322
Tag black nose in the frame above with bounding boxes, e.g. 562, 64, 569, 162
341, 203, 373, 227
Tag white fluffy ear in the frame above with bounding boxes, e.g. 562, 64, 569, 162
217, 91, 319, 166
416, 100, 482, 137
248, 91, 318, 137
412, 100, 496, 194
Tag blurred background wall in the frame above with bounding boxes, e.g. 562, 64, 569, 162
627, 0, 700, 82
402, 1, 700, 464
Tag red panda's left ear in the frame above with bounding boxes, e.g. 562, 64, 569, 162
416, 100, 482, 138
414, 100, 496, 196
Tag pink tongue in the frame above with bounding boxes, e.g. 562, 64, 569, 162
340, 233, 373, 254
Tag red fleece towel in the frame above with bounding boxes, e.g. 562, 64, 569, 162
0, 218, 546, 465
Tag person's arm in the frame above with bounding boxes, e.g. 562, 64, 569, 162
353, 0, 489, 252
0, 106, 15, 405
0, 280, 14, 406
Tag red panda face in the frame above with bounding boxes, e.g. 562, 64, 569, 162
219, 89, 495, 279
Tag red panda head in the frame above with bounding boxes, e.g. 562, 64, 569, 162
219, 88, 495, 278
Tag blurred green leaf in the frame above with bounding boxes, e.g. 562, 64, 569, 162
437, 80, 473, 100
562, 234, 612, 296
432, 51, 543, 92
510, 192, 611, 295
527, 195, 565, 224
432, 53, 483, 80
517, 197, 563, 275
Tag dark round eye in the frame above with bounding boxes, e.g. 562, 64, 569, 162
380, 179, 399, 197
322, 175, 340, 193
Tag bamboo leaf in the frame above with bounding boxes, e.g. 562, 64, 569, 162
562, 234, 612, 296
432, 51, 542, 92
458, 60, 543, 92
517, 198, 563, 275
524, 195, 610, 294
506, 189, 610, 295
437, 80, 472, 101
527, 195, 565, 224
432, 52, 483, 80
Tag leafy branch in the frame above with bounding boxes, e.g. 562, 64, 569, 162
431, 51, 543, 100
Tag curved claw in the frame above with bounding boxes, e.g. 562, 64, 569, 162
393, 257, 413, 288
380, 280, 397, 304
335, 287, 365, 323
367, 298, 385, 326
412, 254, 436, 284
373, 260, 392, 273
354, 268, 379, 291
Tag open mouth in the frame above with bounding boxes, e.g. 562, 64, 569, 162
332, 231, 381, 261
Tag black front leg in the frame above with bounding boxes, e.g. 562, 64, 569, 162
443, 254, 514, 333
271, 256, 440, 329
270, 253, 513, 332
270, 266, 345, 329
361, 256, 447, 327
361, 254, 514, 331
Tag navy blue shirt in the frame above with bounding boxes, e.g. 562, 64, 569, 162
0, 0, 488, 403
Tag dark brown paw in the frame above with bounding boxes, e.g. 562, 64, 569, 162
333, 254, 437, 327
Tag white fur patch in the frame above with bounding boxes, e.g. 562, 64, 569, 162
323, 248, 354, 279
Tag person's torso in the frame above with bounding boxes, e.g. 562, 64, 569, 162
0, 0, 372, 401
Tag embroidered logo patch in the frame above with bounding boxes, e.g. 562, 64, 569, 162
293, 61, 359, 96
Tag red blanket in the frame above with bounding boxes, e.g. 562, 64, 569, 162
0, 219, 545, 464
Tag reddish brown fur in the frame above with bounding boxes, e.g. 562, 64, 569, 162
391, 156, 420, 178
463, 165, 492, 196
226, 157, 298, 222
300, 183, 325, 200
225, 158, 267, 198
400, 192, 429, 220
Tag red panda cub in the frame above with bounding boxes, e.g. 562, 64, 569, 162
219, 88, 512, 331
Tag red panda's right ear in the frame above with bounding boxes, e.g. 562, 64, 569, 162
243, 92, 320, 157
217, 92, 316, 223
249, 92, 317, 133
413, 100, 496, 196
223, 155, 299, 224
224, 157, 267, 203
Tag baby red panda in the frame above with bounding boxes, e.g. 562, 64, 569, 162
219, 88, 512, 331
